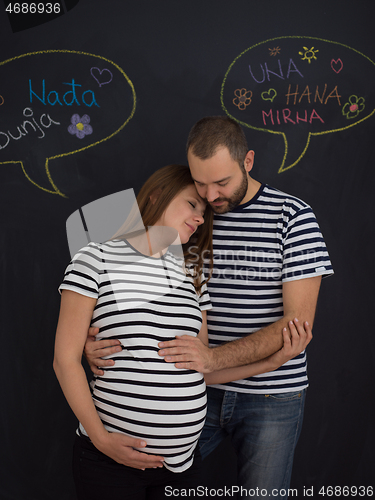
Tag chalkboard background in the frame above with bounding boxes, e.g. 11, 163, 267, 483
1, 1, 374, 498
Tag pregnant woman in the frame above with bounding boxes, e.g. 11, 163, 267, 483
53, 164, 311, 500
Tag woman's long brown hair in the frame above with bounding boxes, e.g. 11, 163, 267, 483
112, 164, 213, 293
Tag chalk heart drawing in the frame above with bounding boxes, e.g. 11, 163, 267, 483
331, 59, 343, 73
90, 67, 113, 87
261, 88, 277, 102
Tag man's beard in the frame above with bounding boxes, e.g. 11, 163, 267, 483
209, 170, 248, 214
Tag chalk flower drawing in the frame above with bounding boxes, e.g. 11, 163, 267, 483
68, 114, 93, 139
233, 89, 252, 110
342, 95, 365, 120
298, 46, 319, 64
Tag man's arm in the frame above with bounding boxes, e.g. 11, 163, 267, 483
158, 276, 321, 372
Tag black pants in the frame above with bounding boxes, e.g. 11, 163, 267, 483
72, 435, 203, 500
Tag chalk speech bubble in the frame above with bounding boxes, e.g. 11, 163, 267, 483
0, 50, 136, 196
221, 37, 375, 172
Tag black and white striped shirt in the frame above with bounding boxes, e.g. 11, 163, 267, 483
59, 239, 211, 472
206, 184, 333, 394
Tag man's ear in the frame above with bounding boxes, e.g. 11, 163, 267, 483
244, 150, 255, 173
149, 188, 162, 205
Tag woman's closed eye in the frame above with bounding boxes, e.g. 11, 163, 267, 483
188, 198, 206, 217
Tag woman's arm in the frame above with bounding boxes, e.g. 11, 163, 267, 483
54, 290, 105, 441
53, 290, 164, 469
191, 313, 312, 385
203, 320, 311, 385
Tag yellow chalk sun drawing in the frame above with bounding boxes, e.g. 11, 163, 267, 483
299, 46, 319, 63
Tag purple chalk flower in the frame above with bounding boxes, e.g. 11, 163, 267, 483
68, 114, 93, 139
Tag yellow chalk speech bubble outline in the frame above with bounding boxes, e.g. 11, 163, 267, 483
220, 36, 375, 173
0, 50, 136, 196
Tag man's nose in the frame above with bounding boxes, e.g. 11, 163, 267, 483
206, 185, 220, 202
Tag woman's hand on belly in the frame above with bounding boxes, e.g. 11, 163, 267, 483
93, 431, 165, 470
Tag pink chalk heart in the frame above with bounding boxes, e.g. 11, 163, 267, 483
331, 59, 343, 73
90, 67, 113, 87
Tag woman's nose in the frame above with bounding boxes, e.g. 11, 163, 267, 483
194, 213, 204, 226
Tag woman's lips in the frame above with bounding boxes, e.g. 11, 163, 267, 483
185, 223, 195, 233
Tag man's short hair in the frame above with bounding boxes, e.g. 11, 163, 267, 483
186, 116, 249, 167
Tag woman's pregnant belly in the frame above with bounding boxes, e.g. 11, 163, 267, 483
81, 352, 207, 472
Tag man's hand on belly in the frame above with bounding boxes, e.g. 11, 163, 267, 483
158, 335, 215, 373
84, 327, 122, 376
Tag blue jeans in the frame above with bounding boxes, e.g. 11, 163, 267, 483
199, 387, 306, 499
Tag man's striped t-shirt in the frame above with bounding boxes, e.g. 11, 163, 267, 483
205, 184, 333, 394
59, 239, 211, 472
